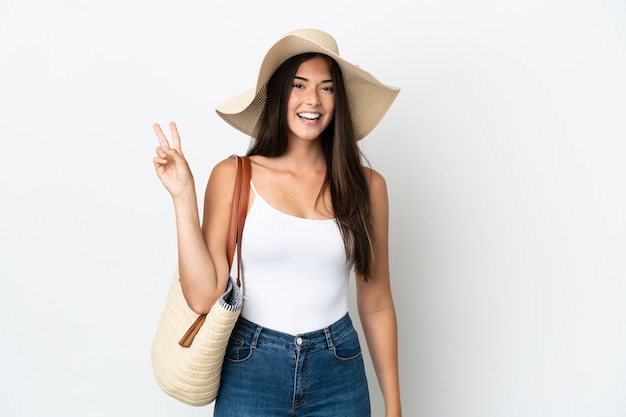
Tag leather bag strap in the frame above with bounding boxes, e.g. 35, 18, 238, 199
226, 155, 251, 281
178, 155, 251, 348
233, 156, 251, 286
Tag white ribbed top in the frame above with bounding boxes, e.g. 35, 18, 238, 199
240, 182, 351, 335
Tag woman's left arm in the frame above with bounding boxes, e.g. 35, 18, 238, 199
356, 168, 402, 417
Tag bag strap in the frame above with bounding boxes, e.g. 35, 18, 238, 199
178, 155, 250, 348
226, 155, 251, 287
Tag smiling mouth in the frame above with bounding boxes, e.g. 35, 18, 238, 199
298, 112, 320, 120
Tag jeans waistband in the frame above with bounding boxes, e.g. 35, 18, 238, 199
234, 313, 354, 350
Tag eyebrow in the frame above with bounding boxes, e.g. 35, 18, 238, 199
294, 76, 333, 83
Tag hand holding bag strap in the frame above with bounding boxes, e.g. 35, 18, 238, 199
178, 155, 251, 348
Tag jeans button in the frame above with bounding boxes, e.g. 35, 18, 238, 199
296, 337, 303, 345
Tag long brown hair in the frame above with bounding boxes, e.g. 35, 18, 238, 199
247, 53, 375, 280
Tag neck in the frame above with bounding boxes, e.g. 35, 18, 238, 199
281, 138, 326, 172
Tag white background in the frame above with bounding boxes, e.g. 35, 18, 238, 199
1, 0, 625, 416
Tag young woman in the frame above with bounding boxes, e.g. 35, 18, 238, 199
153, 28, 401, 416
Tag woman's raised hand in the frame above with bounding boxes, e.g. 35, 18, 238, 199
153, 122, 195, 199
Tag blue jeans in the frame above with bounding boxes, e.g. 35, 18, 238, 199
213, 313, 371, 416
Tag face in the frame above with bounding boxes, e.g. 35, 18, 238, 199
286, 56, 335, 143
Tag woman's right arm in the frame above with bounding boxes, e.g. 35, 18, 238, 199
153, 122, 234, 314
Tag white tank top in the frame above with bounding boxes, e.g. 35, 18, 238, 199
239, 181, 351, 335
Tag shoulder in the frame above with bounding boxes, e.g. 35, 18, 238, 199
362, 166, 388, 201
205, 156, 240, 196
211, 155, 239, 176
208, 156, 239, 182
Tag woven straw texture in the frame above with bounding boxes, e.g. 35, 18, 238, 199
151, 269, 242, 406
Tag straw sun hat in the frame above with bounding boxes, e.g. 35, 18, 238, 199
216, 28, 400, 141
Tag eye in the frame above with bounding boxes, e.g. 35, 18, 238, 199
321, 86, 334, 93
292, 83, 305, 89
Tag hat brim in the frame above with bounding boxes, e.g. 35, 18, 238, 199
216, 30, 400, 141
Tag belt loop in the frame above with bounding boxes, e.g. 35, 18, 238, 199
323, 327, 334, 349
251, 325, 263, 349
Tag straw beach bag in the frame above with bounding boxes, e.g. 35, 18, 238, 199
151, 155, 251, 406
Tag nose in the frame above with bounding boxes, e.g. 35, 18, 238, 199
305, 88, 321, 106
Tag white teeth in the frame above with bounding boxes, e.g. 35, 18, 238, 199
298, 112, 320, 120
